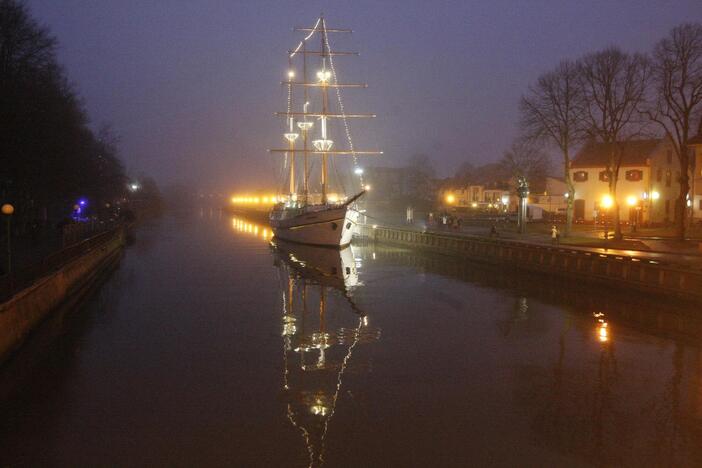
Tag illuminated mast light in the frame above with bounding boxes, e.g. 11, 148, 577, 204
313, 139, 333, 151
284, 133, 299, 142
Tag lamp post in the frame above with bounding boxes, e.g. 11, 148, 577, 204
516, 177, 529, 234
1, 203, 14, 276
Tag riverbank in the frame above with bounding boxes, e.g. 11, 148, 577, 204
0, 226, 125, 365
356, 224, 702, 302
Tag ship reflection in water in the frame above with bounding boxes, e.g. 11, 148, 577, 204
272, 239, 380, 467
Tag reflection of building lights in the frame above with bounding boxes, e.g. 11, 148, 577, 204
362, 316, 369, 327
598, 322, 608, 342
310, 404, 328, 416
594, 312, 608, 342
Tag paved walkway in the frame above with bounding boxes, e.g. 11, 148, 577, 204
370, 221, 702, 268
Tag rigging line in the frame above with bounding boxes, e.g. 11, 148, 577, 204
323, 20, 364, 190
318, 315, 364, 465
289, 17, 322, 58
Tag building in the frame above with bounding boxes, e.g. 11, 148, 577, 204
440, 184, 510, 210
570, 138, 681, 224
689, 133, 702, 221
528, 177, 568, 216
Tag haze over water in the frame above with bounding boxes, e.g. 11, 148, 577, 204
0, 212, 700, 466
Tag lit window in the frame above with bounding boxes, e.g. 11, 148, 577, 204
625, 170, 643, 182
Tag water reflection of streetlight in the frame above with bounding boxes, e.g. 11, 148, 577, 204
594, 312, 609, 343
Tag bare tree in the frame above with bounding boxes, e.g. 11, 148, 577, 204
520, 60, 585, 236
499, 139, 552, 188
646, 23, 702, 240
579, 48, 650, 240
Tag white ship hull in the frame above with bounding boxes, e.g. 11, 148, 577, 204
270, 204, 358, 247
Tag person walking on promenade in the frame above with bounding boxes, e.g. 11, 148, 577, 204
551, 225, 560, 245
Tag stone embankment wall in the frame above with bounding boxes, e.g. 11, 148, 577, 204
0, 228, 125, 364
356, 225, 702, 302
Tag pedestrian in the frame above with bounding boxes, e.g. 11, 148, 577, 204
490, 224, 498, 238
441, 214, 447, 228
551, 225, 560, 245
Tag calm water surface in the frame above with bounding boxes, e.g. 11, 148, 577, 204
1, 211, 701, 467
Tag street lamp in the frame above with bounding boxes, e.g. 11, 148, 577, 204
1, 203, 14, 276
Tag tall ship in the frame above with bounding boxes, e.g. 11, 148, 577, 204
269, 16, 381, 247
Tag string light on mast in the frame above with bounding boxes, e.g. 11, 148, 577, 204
323, 19, 364, 188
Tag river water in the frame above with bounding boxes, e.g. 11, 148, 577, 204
1, 210, 701, 467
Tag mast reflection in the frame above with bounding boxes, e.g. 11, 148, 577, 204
272, 240, 380, 467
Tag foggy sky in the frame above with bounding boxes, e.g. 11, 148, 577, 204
26, 0, 702, 193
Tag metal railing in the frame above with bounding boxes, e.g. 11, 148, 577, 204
0, 225, 124, 303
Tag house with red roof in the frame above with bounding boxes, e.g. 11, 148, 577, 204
569, 138, 681, 224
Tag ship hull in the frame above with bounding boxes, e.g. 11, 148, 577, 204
270, 205, 358, 247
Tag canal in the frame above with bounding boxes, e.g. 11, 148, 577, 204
1, 210, 701, 467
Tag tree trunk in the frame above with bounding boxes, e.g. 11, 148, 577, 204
676, 151, 690, 241
563, 150, 574, 237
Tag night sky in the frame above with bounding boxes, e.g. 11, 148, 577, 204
26, 0, 702, 192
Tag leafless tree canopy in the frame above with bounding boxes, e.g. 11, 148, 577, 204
520, 59, 585, 234
520, 60, 585, 154
0, 0, 56, 79
499, 140, 551, 189
577, 48, 650, 239
579, 48, 650, 144
648, 23, 702, 239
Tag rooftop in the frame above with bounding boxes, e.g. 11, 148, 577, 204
571, 139, 661, 168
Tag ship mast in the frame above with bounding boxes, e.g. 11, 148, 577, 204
271, 16, 382, 205
284, 57, 299, 200
320, 18, 330, 204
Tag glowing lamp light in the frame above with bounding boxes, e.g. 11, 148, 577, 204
297, 121, 313, 131
446, 194, 455, 204
651, 191, 660, 200
501, 195, 509, 205
287, 70, 295, 79
601, 194, 614, 209
1, 204, 14, 215
316, 70, 332, 82
471, 202, 478, 208
626, 195, 637, 207
598, 322, 609, 342
364, 184, 371, 191
313, 139, 333, 151
354, 167, 364, 175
